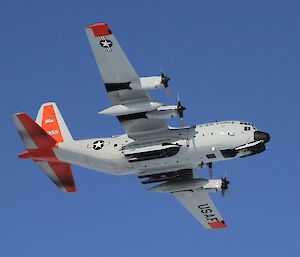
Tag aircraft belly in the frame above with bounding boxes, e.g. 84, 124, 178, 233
85, 147, 131, 174
54, 148, 91, 168
56, 139, 131, 175
129, 146, 199, 173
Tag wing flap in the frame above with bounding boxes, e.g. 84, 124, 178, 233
172, 189, 227, 229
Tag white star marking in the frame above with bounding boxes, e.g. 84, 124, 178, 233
101, 40, 111, 47
93, 140, 104, 150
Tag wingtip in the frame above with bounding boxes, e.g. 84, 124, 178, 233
60, 184, 77, 193
12, 112, 25, 117
208, 221, 227, 229
12, 112, 28, 122
85, 23, 112, 37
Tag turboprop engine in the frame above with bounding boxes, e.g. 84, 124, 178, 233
148, 178, 224, 193
130, 74, 170, 92
99, 103, 180, 120
148, 177, 230, 196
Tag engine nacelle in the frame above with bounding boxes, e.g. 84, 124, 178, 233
148, 178, 223, 193
99, 101, 162, 116
146, 105, 178, 120
130, 76, 164, 90
146, 108, 178, 120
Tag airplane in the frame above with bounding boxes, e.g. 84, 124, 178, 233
12, 23, 270, 229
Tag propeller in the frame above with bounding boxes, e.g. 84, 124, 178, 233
161, 72, 171, 96
177, 93, 186, 127
221, 175, 230, 197
208, 163, 213, 178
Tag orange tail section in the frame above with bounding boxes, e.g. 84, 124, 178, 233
36, 102, 73, 143
12, 108, 76, 193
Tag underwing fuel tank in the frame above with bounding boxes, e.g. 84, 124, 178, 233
148, 178, 222, 193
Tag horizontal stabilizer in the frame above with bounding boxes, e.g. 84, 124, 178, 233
36, 162, 76, 192
12, 112, 57, 149
12, 112, 76, 193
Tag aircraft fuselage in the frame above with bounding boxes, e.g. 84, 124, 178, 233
54, 120, 269, 176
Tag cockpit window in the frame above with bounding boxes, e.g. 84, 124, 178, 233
241, 121, 256, 130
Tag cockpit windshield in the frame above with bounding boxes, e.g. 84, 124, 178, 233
240, 121, 257, 131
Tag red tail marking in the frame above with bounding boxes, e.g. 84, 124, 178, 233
18, 151, 30, 159
16, 112, 76, 192
87, 23, 112, 37
19, 148, 58, 162
18, 113, 57, 148
208, 221, 227, 229
49, 162, 76, 192
41, 105, 63, 143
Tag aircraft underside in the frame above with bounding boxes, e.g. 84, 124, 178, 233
12, 22, 270, 229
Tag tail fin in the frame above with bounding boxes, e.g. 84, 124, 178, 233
36, 102, 73, 143
12, 110, 76, 193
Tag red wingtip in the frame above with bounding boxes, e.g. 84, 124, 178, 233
18, 151, 30, 159
66, 185, 77, 192
208, 221, 227, 229
86, 23, 112, 37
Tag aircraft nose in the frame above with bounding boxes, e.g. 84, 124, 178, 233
254, 131, 270, 143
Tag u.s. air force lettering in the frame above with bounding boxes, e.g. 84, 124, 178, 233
198, 203, 219, 222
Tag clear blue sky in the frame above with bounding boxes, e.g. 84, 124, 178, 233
1, 0, 299, 256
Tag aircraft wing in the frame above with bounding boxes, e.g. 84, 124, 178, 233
172, 189, 227, 229
85, 23, 168, 138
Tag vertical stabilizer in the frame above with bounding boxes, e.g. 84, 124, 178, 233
36, 102, 73, 142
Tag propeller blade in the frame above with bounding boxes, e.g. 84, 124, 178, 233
221, 175, 230, 197
176, 93, 186, 127
160, 72, 171, 96
165, 85, 172, 96
180, 117, 185, 127
208, 163, 213, 178
177, 92, 181, 103
221, 189, 225, 197
161, 72, 170, 86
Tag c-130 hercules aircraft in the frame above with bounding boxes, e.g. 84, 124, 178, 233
13, 23, 270, 229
